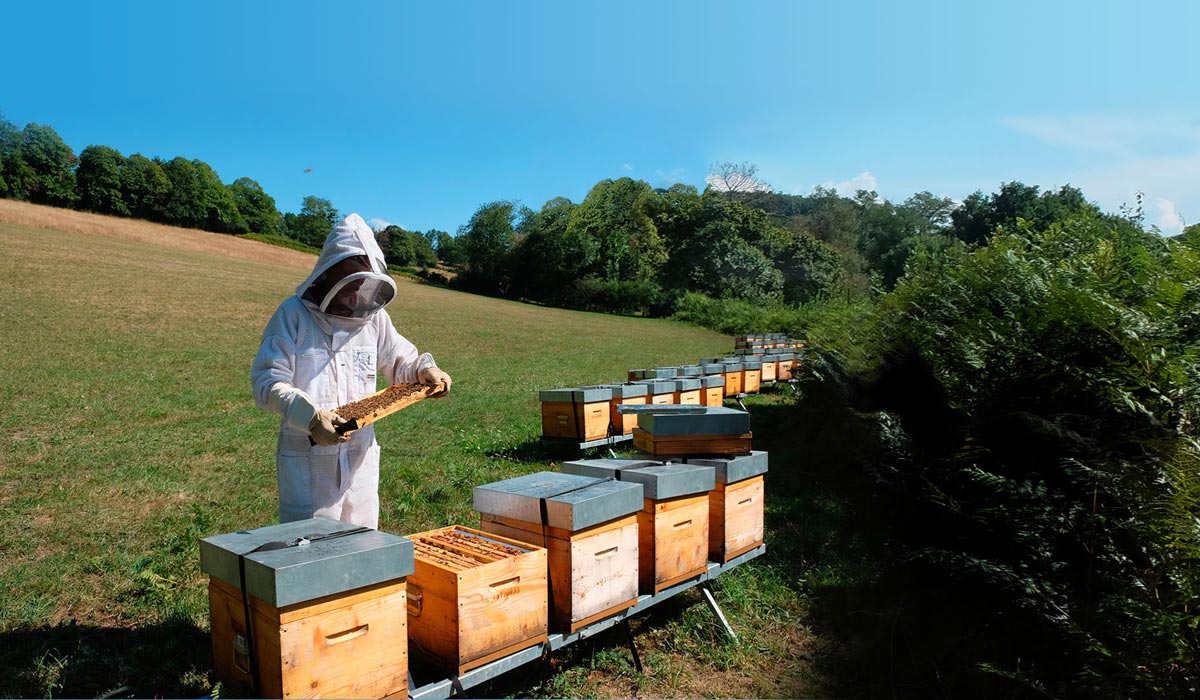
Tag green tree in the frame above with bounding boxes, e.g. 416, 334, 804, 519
119, 154, 170, 221
509, 197, 591, 303
427, 230, 463, 265
283, 196, 339, 247
949, 182, 1095, 245
75, 145, 129, 216
228, 177, 281, 235
0, 114, 28, 200
158, 157, 247, 233
567, 178, 666, 282
458, 200, 522, 293
16, 123, 77, 206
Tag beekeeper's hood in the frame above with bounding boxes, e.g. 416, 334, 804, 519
296, 213, 397, 319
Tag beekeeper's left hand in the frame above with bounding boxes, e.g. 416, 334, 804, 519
419, 366, 452, 398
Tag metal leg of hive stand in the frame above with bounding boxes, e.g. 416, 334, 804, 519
608, 447, 619, 459
735, 395, 749, 412
622, 618, 644, 673
700, 581, 738, 641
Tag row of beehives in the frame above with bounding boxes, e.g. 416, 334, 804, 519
541, 351, 800, 443
199, 449, 767, 697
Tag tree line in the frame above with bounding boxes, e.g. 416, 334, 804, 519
0, 115, 458, 269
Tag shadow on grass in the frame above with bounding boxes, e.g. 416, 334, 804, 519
0, 616, 212, 699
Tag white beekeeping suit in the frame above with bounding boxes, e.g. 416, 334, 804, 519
251, 213, 448, 529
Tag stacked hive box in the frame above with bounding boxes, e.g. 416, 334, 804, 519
474, 472, 644, 632
564, 459, 715, 594
405, 525, 548, 675
635, 378, 677, 405
685, 452, 768, 562
199, 518, 414, 699
539, 386, 613, 442
759, 355, 777, 382
774, 352, 796, 381
740, 360, 762, 394
718, 361, 743, 396
628, 367, 676, 382
677, 364, 703, 377
630, 405, 752, 457
605, 382, 650, 435
670, 377, 702, 405
699, 375, 726, 407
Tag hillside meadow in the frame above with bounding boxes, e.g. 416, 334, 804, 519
0, 201, 824, 698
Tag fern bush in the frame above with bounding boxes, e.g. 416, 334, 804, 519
800, 213, 1200, 698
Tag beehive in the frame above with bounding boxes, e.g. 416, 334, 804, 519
405, 525, 548, 675
200, 518, 414, 699
539, 386, 613, 442
628, 367, 677, 381
700, 375, 726, 407
775, 352, 795, 381
631, 405, 752, 456
741, 360, 762, 394
759, 355, 777, 382
474, 472, 643, 632
669, 377, 702, 405
605, 382, 649, 435
686, 451, 768, 562
634, 379, 677, 405
719, 361, 743, 397
677, 364, 703, 376
562, 460, 715, 594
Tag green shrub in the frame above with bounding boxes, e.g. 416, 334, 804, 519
807, 212, 1200, 697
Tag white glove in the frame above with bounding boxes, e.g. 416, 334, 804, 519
419, 366, 452, 398
309, 409, 350, 446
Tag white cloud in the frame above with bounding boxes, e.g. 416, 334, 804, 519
622, 163, 634, 171
367, 217, 394, 231
1155, 198, 1186, 234
788, 171, 880, 198
1001, 113, 1199, 235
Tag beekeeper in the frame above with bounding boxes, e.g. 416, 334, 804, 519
251, 213, 451, 529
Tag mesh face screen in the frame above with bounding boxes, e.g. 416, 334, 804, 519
321, 273, 396, 318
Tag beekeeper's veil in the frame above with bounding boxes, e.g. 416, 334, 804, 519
297, 213, 397, 319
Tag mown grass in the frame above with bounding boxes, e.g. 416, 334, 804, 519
0, 207, 838, 698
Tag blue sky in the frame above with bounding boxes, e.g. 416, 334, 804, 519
4, 1, 1197, 234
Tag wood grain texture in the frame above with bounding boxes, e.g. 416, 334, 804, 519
208, 576, 408, 699
637, 494, 710, 594
743, 369, 761, 394
540, 400, 610, 441
479, 513, 639, 632
405, 525, 548, 675
671, 389, 702, 405
709, 475, 765, 563
611, 396, 648, 435
723, 371, 743, 396
632, 428, 753, 457
701, 387, 725, 407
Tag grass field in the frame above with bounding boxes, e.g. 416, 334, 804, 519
0, 201, 832, 698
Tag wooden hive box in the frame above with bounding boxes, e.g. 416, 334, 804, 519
699, 375, 726, 407
405, 525, 548, 675
563, 460, 715, 594
634, 379, 677, 405
719, 361, 743, 397
628, 367, 677, 381
199, 518, 414, 699
686, 451, 768, 562
474, 471, 644, 632
606, 382, 649, 435
775, 352, 796, 381
670, 377, 703, 405
677, 364, 703, 377
759, 356, 777, 382
539, 386, 613, 442
630, 405, 752, 457
741, 360, 762, 394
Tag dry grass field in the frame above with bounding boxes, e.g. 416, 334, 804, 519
0, 201, 826, 698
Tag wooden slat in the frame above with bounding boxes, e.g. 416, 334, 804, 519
632, 428, 753, 456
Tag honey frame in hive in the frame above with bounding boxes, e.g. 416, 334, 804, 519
405, 526, 548, 675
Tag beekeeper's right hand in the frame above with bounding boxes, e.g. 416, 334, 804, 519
309, 409, 350, 446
